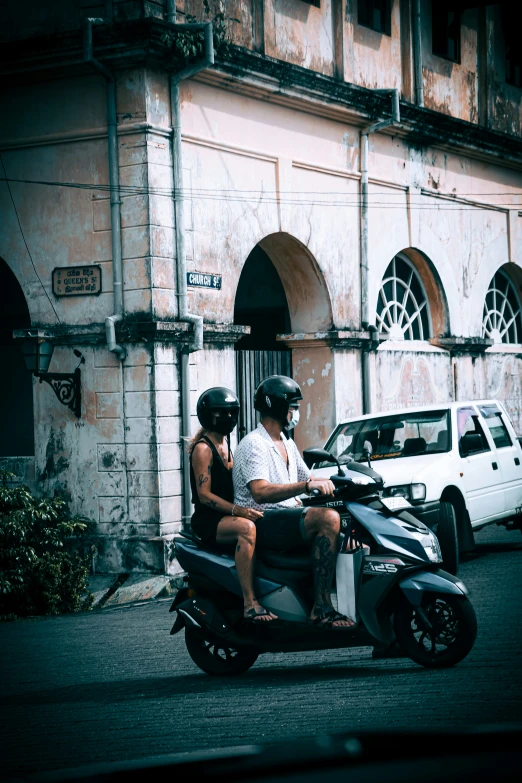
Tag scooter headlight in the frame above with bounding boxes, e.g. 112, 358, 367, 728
421, 530, 442, 563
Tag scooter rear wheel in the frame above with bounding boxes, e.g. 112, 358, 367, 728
185, 628, 259, 676
394, 593, 477, 668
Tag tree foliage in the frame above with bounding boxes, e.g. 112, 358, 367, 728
161, 1, 240, 64
0, 471, 94, 620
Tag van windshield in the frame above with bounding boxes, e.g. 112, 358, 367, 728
325, 410, 451, 465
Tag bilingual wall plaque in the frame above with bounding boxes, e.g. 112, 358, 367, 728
187, 271, 222, 290
52, 266, 102, 297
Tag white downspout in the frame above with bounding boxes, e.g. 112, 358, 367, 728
169, 21, 214, 528
360, 89, 400, 414
83, 17, 126, 361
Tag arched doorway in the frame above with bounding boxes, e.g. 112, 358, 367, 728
234, 233, 333, 448
234, 244, 292, 438
0, 259, 34, 457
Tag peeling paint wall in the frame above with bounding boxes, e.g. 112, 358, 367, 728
344, 0, 402, 91
265, 0, 335, 76
0, 65, 182, 573
421, 4, 479, 124
374, 345, 453, 411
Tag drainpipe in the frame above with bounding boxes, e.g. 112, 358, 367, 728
413, 0, 424, 107
166, 1, 176, 24
83, 17, 126, 361
169, 23, 214, 528
360, 89, 400, 414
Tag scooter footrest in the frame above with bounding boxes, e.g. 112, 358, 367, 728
177, 596, 232, 635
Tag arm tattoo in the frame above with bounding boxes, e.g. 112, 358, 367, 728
204, 499, 217, 509
198, 473, 209, 488
312, 535, 335, 609
236, 544, 241, 552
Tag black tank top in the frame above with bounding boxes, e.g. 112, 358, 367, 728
190, 435, 233, 541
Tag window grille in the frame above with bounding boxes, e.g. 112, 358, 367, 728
482, 270, 522, 345
376, 255, 432, 341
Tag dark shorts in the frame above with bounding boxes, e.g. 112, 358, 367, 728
254, 507, 309, 552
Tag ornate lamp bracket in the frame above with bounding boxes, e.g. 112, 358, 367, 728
36, 367, 82, 419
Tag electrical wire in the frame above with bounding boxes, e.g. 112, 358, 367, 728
0, 162, 61, 324
0, 177, 520, 211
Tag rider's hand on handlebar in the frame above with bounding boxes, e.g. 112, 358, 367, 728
307, 478, 336, 496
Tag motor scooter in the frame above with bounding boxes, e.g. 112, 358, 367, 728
170, 448, 477, 676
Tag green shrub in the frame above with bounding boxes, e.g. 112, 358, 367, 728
161, 1, 240, 65
0, 471, 95, 620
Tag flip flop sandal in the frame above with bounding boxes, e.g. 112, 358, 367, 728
311, 609, 356, 630
244, 606, 275, 624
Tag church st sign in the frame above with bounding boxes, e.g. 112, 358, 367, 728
187, 272, 222, 290
52, 266, 102, 297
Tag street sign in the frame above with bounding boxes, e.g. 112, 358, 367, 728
187, 272, 222, 290
52, 266, 102, 297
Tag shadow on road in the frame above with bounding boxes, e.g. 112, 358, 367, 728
461, 538, 522, 565
0, 662, 422, 707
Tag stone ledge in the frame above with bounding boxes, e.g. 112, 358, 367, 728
277, 330, 374, 349
13, 321, 250, 346
429, 336, 494, 355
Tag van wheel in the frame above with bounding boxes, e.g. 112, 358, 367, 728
437, 502, 459, 575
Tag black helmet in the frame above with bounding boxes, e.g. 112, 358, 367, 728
254, 375, 303, 423
196, 387, 240, 435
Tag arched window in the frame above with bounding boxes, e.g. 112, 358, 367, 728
482, 270, 522, 345
376, 254, 432, 341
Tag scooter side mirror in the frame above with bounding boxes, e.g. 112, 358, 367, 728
303, 447, 336, 469
303, 447, 344, 476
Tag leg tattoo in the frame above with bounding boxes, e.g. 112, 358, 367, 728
312, 534, 335, 611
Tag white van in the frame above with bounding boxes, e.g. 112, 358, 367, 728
312, 400, 522, 573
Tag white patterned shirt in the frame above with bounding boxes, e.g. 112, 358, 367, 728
233, 423, 311, 511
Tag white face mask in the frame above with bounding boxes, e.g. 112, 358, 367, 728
286, 407, 300, 430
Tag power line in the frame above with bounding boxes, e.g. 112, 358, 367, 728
0, 162, 61, 324
0, 177, 520, 211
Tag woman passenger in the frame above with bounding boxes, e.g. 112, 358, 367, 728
189, 387, 276, 624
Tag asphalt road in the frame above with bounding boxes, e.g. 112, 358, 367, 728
1, 525, 521, 777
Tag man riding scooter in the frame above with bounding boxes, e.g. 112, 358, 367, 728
233, 375, 355, 630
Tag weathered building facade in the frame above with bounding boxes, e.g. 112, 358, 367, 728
1, 0, 521, 573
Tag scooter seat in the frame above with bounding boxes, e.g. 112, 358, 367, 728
258, 549, 311, 572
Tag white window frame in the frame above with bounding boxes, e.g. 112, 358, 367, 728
376, 253, 433, 342
482, 269, 522, 345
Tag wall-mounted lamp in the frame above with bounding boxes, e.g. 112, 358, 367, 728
21, 331, 84, 418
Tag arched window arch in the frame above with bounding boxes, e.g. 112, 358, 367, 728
376, 254, 432, 341
0, 259, 34, 457
482, 269, 522, 345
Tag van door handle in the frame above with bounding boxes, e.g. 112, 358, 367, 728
515, 457, 520, 466
492, 462, 498, 470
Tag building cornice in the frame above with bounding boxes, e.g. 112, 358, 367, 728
2, 20, 522, 170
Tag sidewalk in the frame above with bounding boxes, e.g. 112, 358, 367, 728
87, 573, 184, 609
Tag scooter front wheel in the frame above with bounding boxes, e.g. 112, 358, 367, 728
394, 593, 477, 668
185, 628, 259, 676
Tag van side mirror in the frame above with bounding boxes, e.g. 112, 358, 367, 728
363, 441, 373, 469
459, 433, 484, 456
